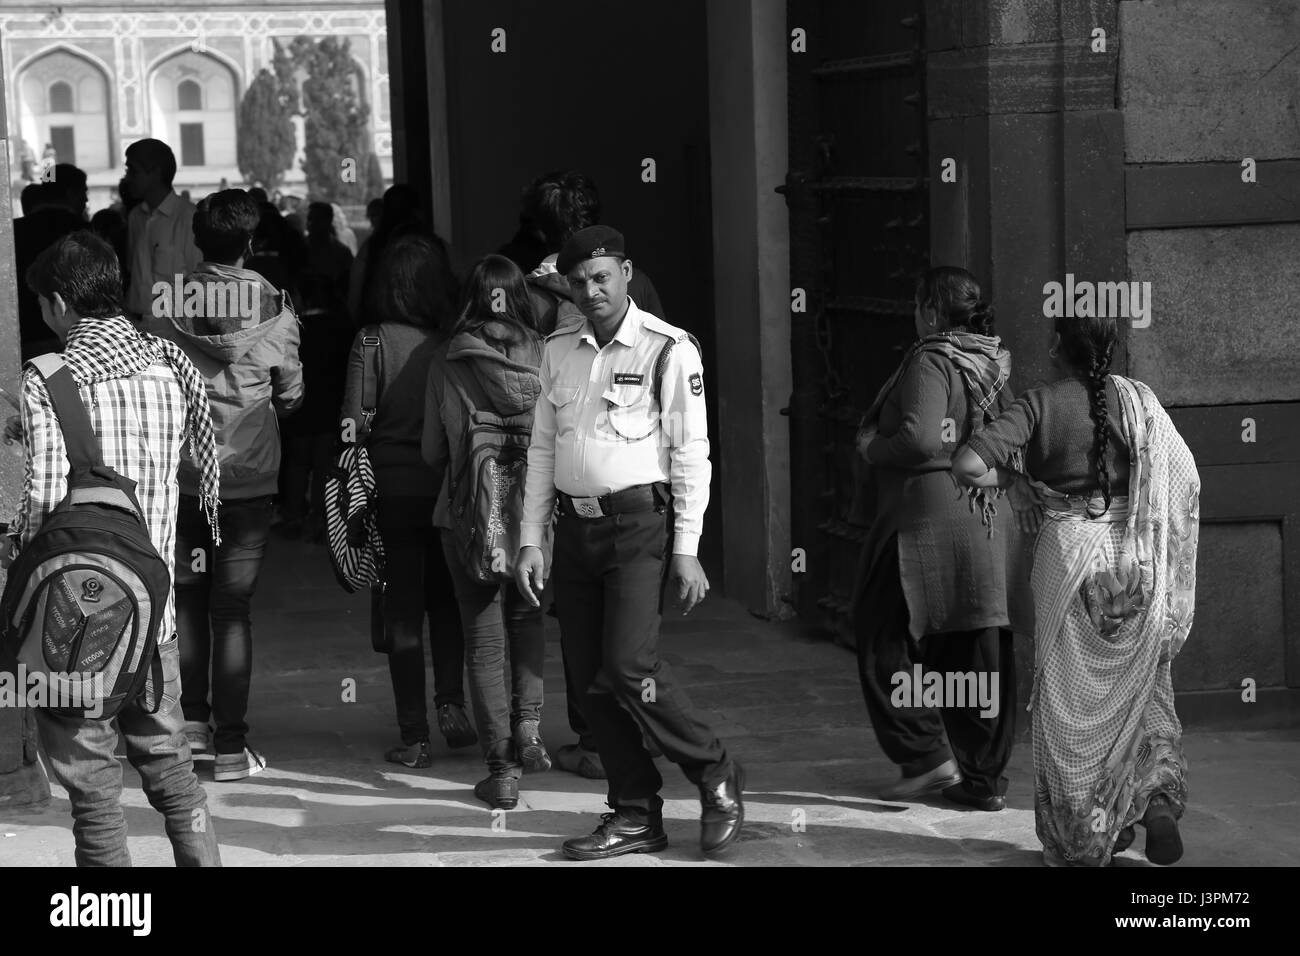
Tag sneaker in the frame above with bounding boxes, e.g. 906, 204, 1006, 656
513, 719, 552, 773
437, 703, 478, 750
183, 721, 213, 762
385, 740, 433, 769
213, 746, 266, 782
473, 774, 520, 810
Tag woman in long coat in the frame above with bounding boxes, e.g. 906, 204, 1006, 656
854, 266, 1018, 811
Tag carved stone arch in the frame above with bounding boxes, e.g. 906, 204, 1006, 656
146, 47, 243, 170
12, 44, 117, 169
145, 44, 245, 114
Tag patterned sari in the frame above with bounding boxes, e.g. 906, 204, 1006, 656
1027, 376, 1199, 866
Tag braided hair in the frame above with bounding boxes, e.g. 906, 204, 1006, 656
1055, 315, 1119, 514
916, 266, 995, 335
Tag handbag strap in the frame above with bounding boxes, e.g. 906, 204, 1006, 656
357, 328, 383, 444
28, 353, 106, 470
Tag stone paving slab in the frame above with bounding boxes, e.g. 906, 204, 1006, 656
2, 534, 1298, 866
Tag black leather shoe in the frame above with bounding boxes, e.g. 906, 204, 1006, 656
942, 782, 1006, 812
561, 811, 668, 861
700, 763, 745, 855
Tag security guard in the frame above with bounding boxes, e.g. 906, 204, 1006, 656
515, 225, 743, 859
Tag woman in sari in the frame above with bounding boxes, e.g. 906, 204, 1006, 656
853, 267, 1019, 811
952, 313, 1199, 866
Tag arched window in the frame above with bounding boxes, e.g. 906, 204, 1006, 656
49, 80, 73, 113
177, 78, 203, 111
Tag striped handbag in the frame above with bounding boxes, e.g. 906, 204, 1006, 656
325, 331, 386, 601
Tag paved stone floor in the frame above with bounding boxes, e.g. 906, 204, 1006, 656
3, 533, 1298, 866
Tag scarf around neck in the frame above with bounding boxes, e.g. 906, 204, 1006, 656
62, 316, 223, 545
860, 330, 1018, 535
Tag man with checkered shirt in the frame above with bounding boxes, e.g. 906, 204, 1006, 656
514, 225, 744, 860
3, 232, 223, 866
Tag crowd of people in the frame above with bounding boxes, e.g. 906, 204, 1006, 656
3, 138, 1199, 870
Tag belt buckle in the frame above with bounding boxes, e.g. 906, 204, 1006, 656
570, 496, 605, 518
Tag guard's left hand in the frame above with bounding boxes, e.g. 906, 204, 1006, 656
1, 539, 16, 570
670, 554, 709, 616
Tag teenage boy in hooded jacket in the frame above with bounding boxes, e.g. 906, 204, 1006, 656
152, 188, 303, 781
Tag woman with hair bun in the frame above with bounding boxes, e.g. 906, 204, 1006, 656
953, 313, 1200, 867
853, 266, 1019, 812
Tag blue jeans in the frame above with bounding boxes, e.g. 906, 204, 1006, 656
440, 533, 545, 776
175, 494, 273, 754
35, 638, 222, 866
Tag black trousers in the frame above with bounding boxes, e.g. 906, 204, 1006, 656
553, 506, 730, 819
375, 494, 466, 745
855, 535, 1017, 798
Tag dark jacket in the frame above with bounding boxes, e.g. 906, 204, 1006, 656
341, 321, 444, 498
422, 319, 542, 531
156, 262, 304, 499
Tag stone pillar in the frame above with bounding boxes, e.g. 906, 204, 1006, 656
924, 0, 1125, 711
705, 0, 793, 614
0, 37, 51, 808
925, 0, 1124, 386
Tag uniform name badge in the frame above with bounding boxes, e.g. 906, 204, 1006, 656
570, 496, 606, 518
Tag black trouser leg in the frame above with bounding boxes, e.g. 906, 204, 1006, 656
854, 536, 953, 777
923, 627, 1017, 798
563, 649, 598, 752
553, 508, 730, 820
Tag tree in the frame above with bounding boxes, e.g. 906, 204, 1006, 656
294, 35, 374, 203
236, 40, 297, 189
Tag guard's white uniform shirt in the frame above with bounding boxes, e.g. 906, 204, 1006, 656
520, 299, 711, 557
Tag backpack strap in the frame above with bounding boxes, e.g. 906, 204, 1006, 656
28, 354, 105, 470
357, 327, 383, 444
652, 332, 703, 411
440, 359, 478, 499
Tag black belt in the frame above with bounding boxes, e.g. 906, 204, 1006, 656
557, 482, 669, 519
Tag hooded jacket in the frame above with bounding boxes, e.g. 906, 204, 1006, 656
157, 261, 304, 499
422, 319, 543, 532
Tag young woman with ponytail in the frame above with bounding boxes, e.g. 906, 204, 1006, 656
852, 267, 1019, 813
953, 314, 1201, 867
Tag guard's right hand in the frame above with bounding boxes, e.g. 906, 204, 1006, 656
4, 415, 22, 446
515, 546, 546, 608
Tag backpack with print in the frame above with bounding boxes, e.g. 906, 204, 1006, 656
443, 359, 538, 585
0, 355, 170, 720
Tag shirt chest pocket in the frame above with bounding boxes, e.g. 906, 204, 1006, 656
547, 385, 580, 427
603, 383, 658, 441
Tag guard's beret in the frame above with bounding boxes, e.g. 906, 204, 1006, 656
556, 225, 627, 276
